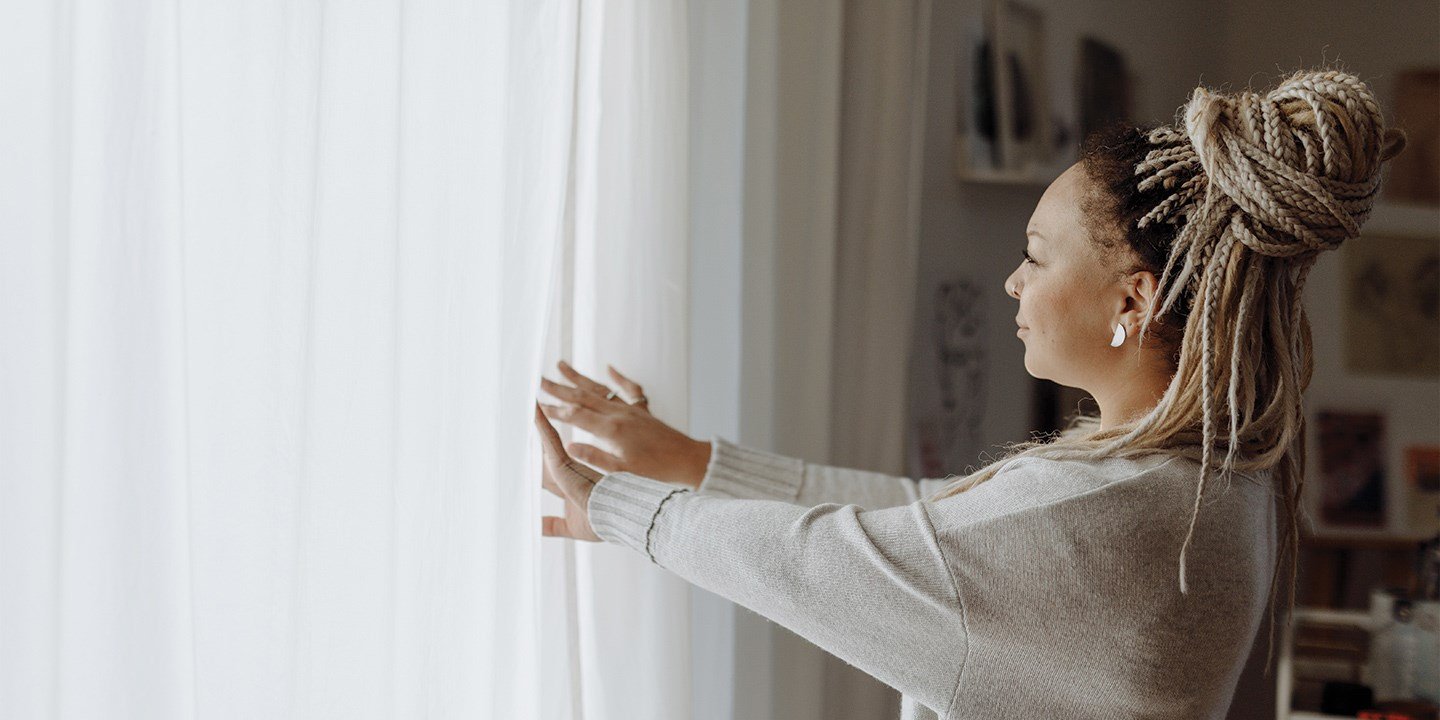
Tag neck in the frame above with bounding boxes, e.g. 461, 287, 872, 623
1094, 361, 1174, 433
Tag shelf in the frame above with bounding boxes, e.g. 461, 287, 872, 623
952, 149, 1063, 186
1292, 607, 1373, 627
1301, 529, 1436, 549
1279, 607, 1378, 720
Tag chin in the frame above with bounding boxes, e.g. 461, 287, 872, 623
1020, 352, 1050, 382
1021, 354, 1037, 378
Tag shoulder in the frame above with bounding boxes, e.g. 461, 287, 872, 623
998, 452, 1271, 489
983, 452, 1199, 494
925, 453, 1269, 532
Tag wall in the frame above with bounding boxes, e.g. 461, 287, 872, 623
687, 3, 749, 718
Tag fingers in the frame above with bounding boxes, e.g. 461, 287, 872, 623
556, 360, 617, 401
541, 515, 572, 538
533, 402, 569, 457
538, 401, 611, 436
544, 360, 648, 412
605, 364, 647, 407
539, 375, 606, 412
534, 403, 598, 504
565, 441, 623, 472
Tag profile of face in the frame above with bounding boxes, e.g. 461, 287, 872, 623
1004, 162, 1159, 391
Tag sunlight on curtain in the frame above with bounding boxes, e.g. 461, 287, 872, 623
0, 1, 697, 717
553, 3, 695, 719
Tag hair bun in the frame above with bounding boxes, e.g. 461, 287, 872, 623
1173, 69, 1397, 255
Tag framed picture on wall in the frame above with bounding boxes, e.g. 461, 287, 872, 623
953, 0, 1071, 184
908, 278, 989, 480
1404, 445, 1440, 534
1342, 232, 1440, 377
1076, 36, 1133, 142
1315, 410, 1388, 530
953, 0, 998, 174
1384, 68, 1439, 206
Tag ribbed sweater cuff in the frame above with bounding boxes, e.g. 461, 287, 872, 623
696, 434, 805, 502
588, 472, 693, 563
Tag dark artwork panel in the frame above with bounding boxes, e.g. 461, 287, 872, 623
1077, 37, 1132, 142
1317, 410, 1388, 529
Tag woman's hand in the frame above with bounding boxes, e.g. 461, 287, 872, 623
535, 401, 604, 542
537, 360, 712, 489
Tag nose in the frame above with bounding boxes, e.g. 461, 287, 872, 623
1004, 268, 1021, 299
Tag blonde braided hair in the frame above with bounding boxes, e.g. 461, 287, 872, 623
925, 68, 1407, 676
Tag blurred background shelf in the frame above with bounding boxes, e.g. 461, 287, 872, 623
1277, 608, 1375, 720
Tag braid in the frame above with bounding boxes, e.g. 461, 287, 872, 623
1129, 68, 1406, 669
1178, 229, 1238, 594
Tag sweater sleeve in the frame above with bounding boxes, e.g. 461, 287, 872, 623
587, 471, 966, 717
695, 434, 959, 509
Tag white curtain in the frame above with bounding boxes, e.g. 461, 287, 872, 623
0, 1, 692, 718
543, 3, 694, 720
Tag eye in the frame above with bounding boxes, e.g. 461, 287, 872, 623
1021, 249, 1036, 265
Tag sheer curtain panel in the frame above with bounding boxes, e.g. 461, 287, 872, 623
0, 1, 692, 719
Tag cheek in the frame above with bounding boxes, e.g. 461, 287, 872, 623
1024, 285, 1063, 332
1024, 282, 1088, 347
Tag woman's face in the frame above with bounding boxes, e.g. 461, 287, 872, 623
1004, 162, 1128, 388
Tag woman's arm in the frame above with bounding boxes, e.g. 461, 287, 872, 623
586, 471, 966, 716
534, 363, 958, 507
695, 435, 960, 509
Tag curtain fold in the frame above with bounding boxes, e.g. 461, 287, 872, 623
0, 1, 692, 718
561, 3, 695, 719
824, 0, 931, 716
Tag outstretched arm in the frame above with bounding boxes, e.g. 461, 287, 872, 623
696, 435, 961, 509
587, 472, 967, 716
533, 363, 957, 507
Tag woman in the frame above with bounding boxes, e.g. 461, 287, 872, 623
533, 68, 1407, 719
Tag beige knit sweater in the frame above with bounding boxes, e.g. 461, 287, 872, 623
586, 435, 1277, 719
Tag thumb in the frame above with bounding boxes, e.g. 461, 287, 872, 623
566, 442, 623, 472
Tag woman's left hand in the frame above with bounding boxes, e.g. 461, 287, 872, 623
535, 401, 605, 542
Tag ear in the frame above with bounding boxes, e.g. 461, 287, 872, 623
1122, 269, 1161, 321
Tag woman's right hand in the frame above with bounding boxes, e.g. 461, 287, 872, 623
537, 360, 713, 490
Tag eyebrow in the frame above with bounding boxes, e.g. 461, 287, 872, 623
1026, 230, 1044, 240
